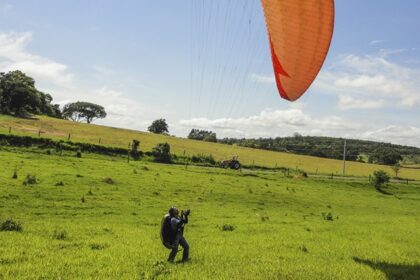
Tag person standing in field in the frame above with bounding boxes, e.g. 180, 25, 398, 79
161, 206, 190, 263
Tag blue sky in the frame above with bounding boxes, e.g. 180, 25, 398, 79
1, 0, 419, 146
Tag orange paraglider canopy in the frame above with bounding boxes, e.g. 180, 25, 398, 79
261, 0, 335, 101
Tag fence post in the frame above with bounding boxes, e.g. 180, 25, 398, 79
99, 138, 101, 144
127, 142, 131, 163
407, 179, 409, 185
9, 127, 11, 134
38, 130, 41, 137
67, 133, 71, 141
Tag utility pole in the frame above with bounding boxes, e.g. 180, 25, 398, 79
342, 139, 347, 176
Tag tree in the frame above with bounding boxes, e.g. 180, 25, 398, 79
148, 119, 169, 134
372, 170, 390, 191
188, 129, 217, 142
130, 139, 141, 160
62, 101, 106, 123
151, 142, 171, 163
0, 70, 61, 118
391, 163, 401, 178
369, 147, 402, 165
0, 71, 40, 116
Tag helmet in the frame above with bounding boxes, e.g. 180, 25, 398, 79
168, 206, 178, 217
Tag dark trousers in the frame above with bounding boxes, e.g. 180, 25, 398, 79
168, 236, 189, 262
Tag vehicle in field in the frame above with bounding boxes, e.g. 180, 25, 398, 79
220, 156, 241, 170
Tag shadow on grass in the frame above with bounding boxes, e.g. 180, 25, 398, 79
353, 257, 420, 280
375, 187, 393, 195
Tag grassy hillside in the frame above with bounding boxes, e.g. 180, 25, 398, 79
1, 149, 419, 279
1, 114, 419, 180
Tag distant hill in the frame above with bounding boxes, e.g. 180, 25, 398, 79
219, 136, 420, 164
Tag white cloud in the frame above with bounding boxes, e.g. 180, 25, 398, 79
250, 73, 275, 84
362, 125, 420, 147
179, 108, 360, 138
179, 108, 420, 147
378, 48, 407, 58
338, 96, 385, 110
0, 31, 161, 130
0, 32, 74, 87
315, 53, 420, 108
370, 40, 386, 45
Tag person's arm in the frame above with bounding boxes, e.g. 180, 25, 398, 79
182, 213, 188, 224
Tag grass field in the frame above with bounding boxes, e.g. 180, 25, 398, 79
0, 114, 419, 180
0, 148, 419, 279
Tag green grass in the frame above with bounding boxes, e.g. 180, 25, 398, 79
0, 114, 419, 180
0, 148, 419, 279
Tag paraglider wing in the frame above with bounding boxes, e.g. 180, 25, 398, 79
261, 0, 335, 101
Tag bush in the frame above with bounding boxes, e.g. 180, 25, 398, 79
76, 149, 82, 158
322, 212, 334, 221
0, 219, 23, 232
130, 140, 142, 160
221, 224, 235, 231
103, 177, 114, 184
90, 243, 107, 250
0, 133, 129, 157
53, 230, 68, 240
23, 174, 38, 186
12, 169, 18, 179
191, 154, 216, 165
373, 170, 390, 188
151, 143, 172, 163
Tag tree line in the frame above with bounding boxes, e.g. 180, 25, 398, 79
218, 135, 420, 165
0, 70, 106, 123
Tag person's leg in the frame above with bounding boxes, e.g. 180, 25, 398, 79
168, 240, 179, 262
179, 237, 189, 262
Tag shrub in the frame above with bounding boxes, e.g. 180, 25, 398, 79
0, 138, 9, 146
12, 169, 18, 179
151, 143, 172, 163
0, 134, 129, 157
23, 174, 38, 186
130, 140, 142, 160
0, 219, 23, 232
90, 243, 107, 250
322, 212, 334, 221
221, 224, 235, 231
191, 154, 216, 165
261, 216, 269, 222
300, 245, 309, 253
373, 170, 390, 188
52, 230, 68, 240
76, 149, 82, 158
103, 177, 114, 184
